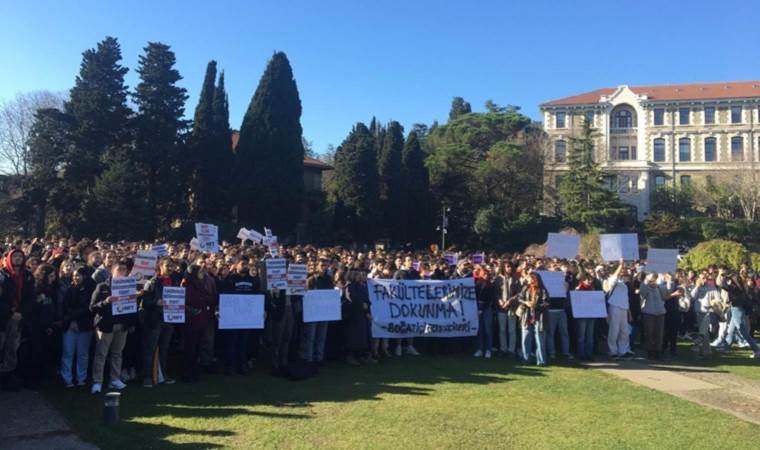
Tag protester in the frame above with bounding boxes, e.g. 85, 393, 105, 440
638, 273, 667, 360
60, 267, 95, 387
518, 272, 549, 366
181, 264, 213, 382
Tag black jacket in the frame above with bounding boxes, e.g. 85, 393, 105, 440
90, 281, 136, 333
0, 267, 35, 329
139, 273, 182, 329
62, 279, 96, 332
307, 273, 334, 290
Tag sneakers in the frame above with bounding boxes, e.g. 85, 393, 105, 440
109, 379, 127, 390
394, 345, 403, 357
473, 350, 483, 358
162, 378, 176, 385
65, 382, 74, 388
405, 346, 420, 356
76, 380, 87, 387
484, 351, 492, 359
91, 383, 102, 394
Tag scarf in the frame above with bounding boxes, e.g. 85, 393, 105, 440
3, 249, 26, 311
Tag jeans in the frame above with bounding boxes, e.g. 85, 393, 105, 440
724, 307, 759, 352
142, 323, 174, 381
521, 323, 545, 365
576, 318, 595, 359
300, 321, 328, 362
497, 311, 518, 353
60, 328, 93, 384
545, 310, 570, 357
92, 324, 128, 384
477, 307, 493, 352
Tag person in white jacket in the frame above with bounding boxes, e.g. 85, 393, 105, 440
604, 259, 633, 359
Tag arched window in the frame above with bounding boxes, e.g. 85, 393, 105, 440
731, 136, 744, 161
614, 109, 633, 128
679, 138, 691, 162
653, 138, 665, 162
704, 137, 716, 162
554, 140, 566, 162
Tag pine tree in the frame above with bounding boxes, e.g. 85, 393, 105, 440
133, 42, 188, 235
211, 70, 233, 220
448, 96, 472, 121
401, 130, 432, 243
189, 60, 218, 221
377, 121, 405, 241
332, 123, 379, 242
557, 120, 625, 230
235, 52, 304, 233
62, 36, 131, 235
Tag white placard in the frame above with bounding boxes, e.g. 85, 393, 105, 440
303, 289, 342, 323
546, 233, 580, 259
266, 258, 288, 290
129, 250, 158, 283
287, 263, 308, 296
190, 238, 200, 251
247, 229, 264, 243
262, 235, 278, 247
219, 294, 265, 329
600, 233, 639, 261
195, 222, 219, 253
444, 253, 459, 266
111, 276, 137, 316
646, 248, 679, 275
570, 290, 608, 318
162, 286, 186, 323
264, 227, 273, 237
536, 271, 567, 298
237, 227, 250, 240
152, 244, 169, 257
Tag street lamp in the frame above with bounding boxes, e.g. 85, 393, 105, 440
435, 206, 450, 251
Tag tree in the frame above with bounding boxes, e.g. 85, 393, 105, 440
188, 60, 220, 221
133, 42, 189, 234
448, 96, 471, 122
331, 123, 379, 242
0, 91, 65, 175
377, 121, 405, 240
62, 36, 132, 236
557, 120, 625, 230
235, 52, 304, 234
211, 70, 233, 220
484, 100, 520, 113
401, 130, 433, 243
650, 184, 694, 216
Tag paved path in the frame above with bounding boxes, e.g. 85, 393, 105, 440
0, 390, 98, 450
589, 358, 760, 426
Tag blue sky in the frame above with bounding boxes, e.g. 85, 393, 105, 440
1, 0, 759, 154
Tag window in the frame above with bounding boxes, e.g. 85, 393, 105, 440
555, 175, 563, 189
680, 175, 691, 186
603, 175, 618, 191
618, 146, 629, 160
731, 106, 742, 124
704, 137, 716, 162
614, 109, 633, 128
653, 138, 666, 162
679, 138, 691, 162
554, 140, 566, 162
731, 136, 744, 161
619, 175, 631, 193
654, 108, 664, 125
654, 176, 666, 188
631, 146, 637, 160
679, 108, 690, 125
631, 175, 639, 192
556, 112, 566, 128
585, 110, 594, 125
704, 106, 715, 124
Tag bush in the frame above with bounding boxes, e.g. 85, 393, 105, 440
751, 253, 760, 272
679, 239, 748, 270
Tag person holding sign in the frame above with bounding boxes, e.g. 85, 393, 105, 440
266, 286, 293, 376
518, 272, 549, 366
638, 272, 668, 360
138, 259, 181, 387
180, 264, 214, 383
301, 260, 332, 365
221, 259, 261, 375
604, 259, 633, 359
89, 260, 135, 394
573, 272, 598, 361
343, 265, 373, 365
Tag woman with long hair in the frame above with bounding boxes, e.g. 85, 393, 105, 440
26, 264, 58, 386
181, 264, 213, 382
60, 267, 95, 387
518, 271, 549, 366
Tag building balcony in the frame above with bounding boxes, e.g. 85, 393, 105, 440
609, 127, 637, 135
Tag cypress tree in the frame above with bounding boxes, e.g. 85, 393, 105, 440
62, 36, 131, 236
332, 123, 379, 242
211, 70, 233, 220
377, 121, 405, 241
401, 130, 432, 243
189, 60, 218, 221
133, 42, 188, 234
235, 52, 304, 233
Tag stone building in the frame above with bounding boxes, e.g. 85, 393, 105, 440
540, 81, 760, 221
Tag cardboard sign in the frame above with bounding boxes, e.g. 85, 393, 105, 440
570, 291, 608, 318
111, 276, 137, 316
237, 227, 250, 240
195, 222, 219, 253
646, 248, 679, 274
219, 294, 264, 329
535, 271, 567, 298
303, 289, 342, 322
130, 250, 158, 283
600, 234, 639, 261
266, 258, 288, 290
247, 229, 264, 243
152, 244, 169, 257
264, 227, 273, 237
444, 253, 459, 267
471, 253, 485, 265
162, 286, 186, 323
287, 263, 308, 296
546, 233, 580, 259
262, 235, 278, 247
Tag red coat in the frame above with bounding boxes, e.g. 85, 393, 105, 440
183, 281, 212, 331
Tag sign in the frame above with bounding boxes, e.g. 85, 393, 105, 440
546, 233, 580, 259
570, 291, 608, 318
444, 253, 459, 267
287, 263, 308, 295
162, 286, 186, 323
194, 222, 219, 253
111, 276, 137, 316
152, 244, 169, 257
368, 278, 478, 338
262, 235, 278, 247
266, 258, 288, 290
471, 253, 485, 265
264, 227, 273, 237
600, 233, 639, 261
303, 289, 342, 322
646, 248, 679, 275
129, 250, 158, 283
237, 227, 250, 240
190, 238, 200, 251
412, 261, 421, 272
247, 229, 264, 243
535, 271, 567, 298
219, 294, 264, 329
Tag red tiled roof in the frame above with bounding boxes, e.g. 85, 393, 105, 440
230, 131, 332, 170
542, 81, 760, 106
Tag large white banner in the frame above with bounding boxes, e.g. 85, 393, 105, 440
129, 250, 158, 283
162, 286, 186, 324
368, 278, 478, 338
303, 289, 342, 323
570, 291, 608, 318
535, 271, 567, 298
646, 248, 679, 274
546, 233, 580, 259
111, 276, 137, 316
600, 233, 639, 261
219, 294, 264, 329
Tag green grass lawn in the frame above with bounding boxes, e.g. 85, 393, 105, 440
665, 340, 760, 381
43, 355, 760, 449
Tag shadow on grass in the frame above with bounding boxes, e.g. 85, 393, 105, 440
42, 353, 545, 449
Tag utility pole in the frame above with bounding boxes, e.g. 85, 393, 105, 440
436, 206, 450, 251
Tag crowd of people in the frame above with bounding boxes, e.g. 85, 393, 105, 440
0, 237, 759, 394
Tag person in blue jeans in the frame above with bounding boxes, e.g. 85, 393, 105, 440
473, 266, 497, 358
301, 260, 333, 364
574, 272, 597, 361
518, 272, 549, 366
713, 274, 760, 358
60, 268, 95, 387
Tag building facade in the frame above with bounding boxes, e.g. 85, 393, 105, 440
540, 81, 760, 221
